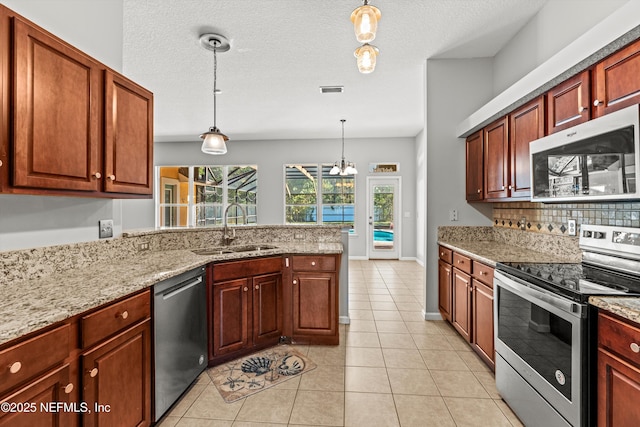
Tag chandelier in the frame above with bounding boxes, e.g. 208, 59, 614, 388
351, 1, 381, 74
330, 120, 358, 176
199, 33, 230, 155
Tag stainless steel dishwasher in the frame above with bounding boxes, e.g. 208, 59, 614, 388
154, 266, 207, 421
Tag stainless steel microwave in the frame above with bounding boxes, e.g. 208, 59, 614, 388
530, 104, 640, 202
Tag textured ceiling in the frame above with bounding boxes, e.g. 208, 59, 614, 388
122, 0, 548, 142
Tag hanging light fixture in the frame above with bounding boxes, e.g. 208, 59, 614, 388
354, 43, 379, 74
330, 119, 358, 176
199, 33, 230, 155
350, 0, 381, 43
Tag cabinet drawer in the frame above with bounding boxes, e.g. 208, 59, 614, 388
214, 256, 282, 282
292, 255, 336, 272
452, 253, 472, 274
472, 261, 494, 286
81, 289, 150, 349
0, 323, 69, 395
438, 246, 452, 264
598, 312, 640, 365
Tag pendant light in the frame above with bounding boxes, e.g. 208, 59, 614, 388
354, 43, 379, 74
350, 0, 381, 43
199, 33, 230, 155
330, 119, 358, 176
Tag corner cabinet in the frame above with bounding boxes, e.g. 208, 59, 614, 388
0, 5, 153, 198
597, 311, 640, 427
288, 255, 340, 345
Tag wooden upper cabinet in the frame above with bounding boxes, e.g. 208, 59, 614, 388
465, 130, 484, 201
12, 17, 102, 192
547, 70, 590, 134
593, 38, 640, 118
508, 97, 545, 198
483, 117, 509, 200
104, 71, 153, 195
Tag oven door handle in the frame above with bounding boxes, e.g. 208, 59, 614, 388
494, 271, 585, 317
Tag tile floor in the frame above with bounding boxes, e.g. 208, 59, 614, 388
157, 260, 524, 426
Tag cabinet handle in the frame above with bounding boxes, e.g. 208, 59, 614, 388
479, 271, 485, 276
457, 260, 464, 264
293, 280, 298, 285
255, 285, 259, 290
631, 342, 640, 353
107, 174, 116, 181
243, 286, 248, 292
477, 189, 481, 194
501, 185, 505, 190
311, 261, 316, 266
93, 172, 102, 179
0, 160, 3, 167
118, 310, 129, 320
440, 252, 444, 256
9, 361, 21, 374
593, 99, 603, 107
508, 185, 512, 190
579, 106, 587, 113
89, 368, 98, 378
63, 383, 74, 394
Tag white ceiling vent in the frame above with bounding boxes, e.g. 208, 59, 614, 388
319, 86, 344, 94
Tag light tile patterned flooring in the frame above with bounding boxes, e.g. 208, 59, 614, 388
158, 260, 524, 426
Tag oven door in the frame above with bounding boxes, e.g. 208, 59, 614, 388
494, 270, 586, 427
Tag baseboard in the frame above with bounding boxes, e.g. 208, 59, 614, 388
422, 310, 444, 321
339, 316, 351, 325
348, 256, 369, 260
399, 256, 418, 262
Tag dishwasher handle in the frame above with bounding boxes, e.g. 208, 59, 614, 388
162, 276, 204, 300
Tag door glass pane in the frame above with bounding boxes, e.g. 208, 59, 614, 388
372, 184, 395, 250
285, 165, 318, 224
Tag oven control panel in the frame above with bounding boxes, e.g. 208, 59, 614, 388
580, 224, 640, 258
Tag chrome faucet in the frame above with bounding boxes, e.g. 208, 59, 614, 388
223, 203, 247, 245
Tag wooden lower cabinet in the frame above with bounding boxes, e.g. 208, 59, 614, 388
597, 312, 640, 427
452, 268, 472, 342
81, 319, 152, 427
209, 257, 284, 364
472, 279, 494, 369
438, 259, 453, 322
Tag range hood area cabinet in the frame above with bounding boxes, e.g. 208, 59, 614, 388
465, 35, 640, 203
0, 6, 153, 198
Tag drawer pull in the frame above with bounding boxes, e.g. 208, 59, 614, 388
255, 285, 259, 290
479, 271, 486, 276
311, 261, 316, 266
243, 287, 248, 292
631, 343, 640, 353
89, 368, 99, 378
9, 361, 22, 374
63, 383, 74, 394
440, 252, 444, 256
457, 260, 463, 264
293, 280, 298, 285
119, 310, 129, 320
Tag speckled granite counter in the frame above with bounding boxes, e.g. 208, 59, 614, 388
437, 226, 581, 265
589, 297, 640, 325
0, 226, 343, 346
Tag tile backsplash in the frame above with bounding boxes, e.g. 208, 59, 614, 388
493, 201, 640, 235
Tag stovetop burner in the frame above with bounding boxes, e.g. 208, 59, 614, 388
495, 261, 640, 302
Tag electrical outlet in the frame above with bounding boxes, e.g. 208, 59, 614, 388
449, 209, 458, 221
98, 219, 113, 239
138, 242, 150, 251
567, 219, 577, 236
294, 232, 305, 240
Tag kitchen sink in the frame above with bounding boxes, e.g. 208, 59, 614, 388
192, 244, 277, 255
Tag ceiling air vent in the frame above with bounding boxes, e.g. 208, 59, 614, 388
319, 86, 344, 94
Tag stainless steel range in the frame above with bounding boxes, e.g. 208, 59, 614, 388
494, 224, 640, 427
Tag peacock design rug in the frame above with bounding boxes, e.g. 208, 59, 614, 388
207, 345, 316, 403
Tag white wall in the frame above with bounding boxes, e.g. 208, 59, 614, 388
493, 0, 629, 94
0, 0, 125, 252
423, 58, 495, 318
146, 137, 418, 259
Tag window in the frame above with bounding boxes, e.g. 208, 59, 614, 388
285, 164, 355, 230
157, 165, 257, 228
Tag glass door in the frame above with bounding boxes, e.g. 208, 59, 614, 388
367, 177, 400, 259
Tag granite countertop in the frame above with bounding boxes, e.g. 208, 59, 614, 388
0, 242, 342, 346
589, 297, 640, 325
437, 240, 576, 266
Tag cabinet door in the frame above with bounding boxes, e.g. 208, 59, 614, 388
465, 131, 484, 201
483, 118, 509, 200
452, 268, 471, 342
292, 272, 337, 340
472, 279, 494, 369
212, 278, 250, 357
547, 71, 590, 134
82, 320, 152, 427
597, 348, 640, 427
509, 97, 544, 198
0, 364, 76, 427
104, 71, 153, 195
593, 39, 640, 118
252, 273, 283, 347
12, 17, 101, 192
438, 260, 452, 322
